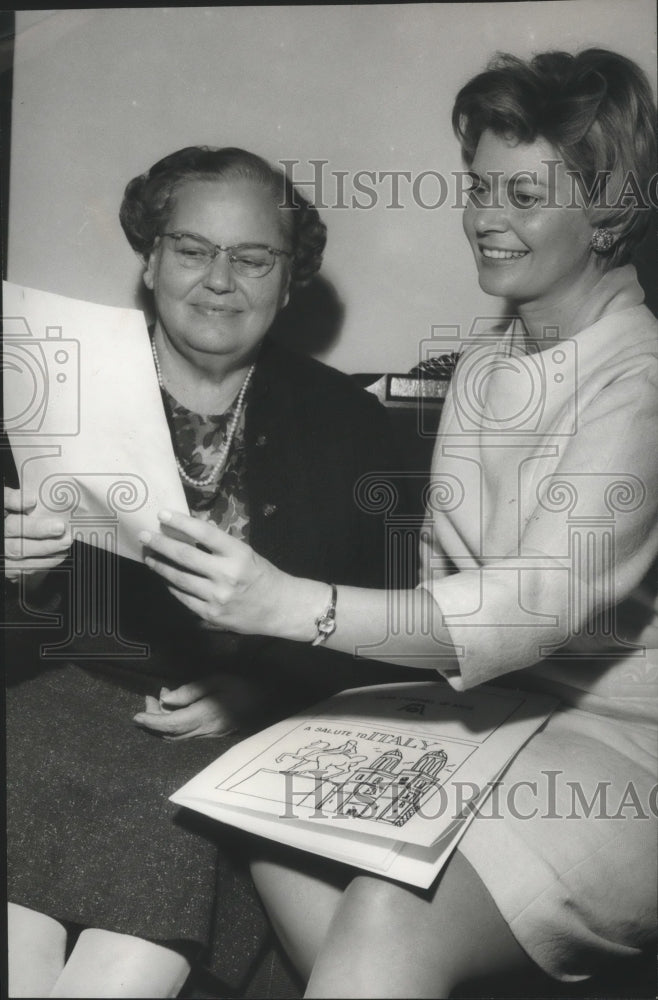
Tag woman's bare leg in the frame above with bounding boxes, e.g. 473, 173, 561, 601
8, 903, 68, 998
251, 845, 350, 980
252, 848, 550, 999
305, 851, 547, 999
48, 929, 191, 999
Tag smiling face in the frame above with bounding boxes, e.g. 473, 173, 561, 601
463, 130, 600, 314
144, 178, 291, 369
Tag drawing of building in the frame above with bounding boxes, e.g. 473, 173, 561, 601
298, 746, 448, 827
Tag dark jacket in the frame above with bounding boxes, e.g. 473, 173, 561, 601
7, 339, 425, 706
246, 337, 392, 586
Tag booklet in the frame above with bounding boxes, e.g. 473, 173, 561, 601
3, 281, 189, 561
171, 680, 558, 888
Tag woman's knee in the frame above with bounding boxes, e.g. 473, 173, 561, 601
49, 929, 191, 998
8, 905, 69, 998
341, 875, 428, 934
306, 861, 539, 999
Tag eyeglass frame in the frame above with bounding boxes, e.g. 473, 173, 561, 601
159, 231, 293, 277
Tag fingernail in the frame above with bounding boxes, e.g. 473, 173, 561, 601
49, 521, 65, 534
144, 556, 154, 568
158, 510, 172, 522
139, 531, 152, 544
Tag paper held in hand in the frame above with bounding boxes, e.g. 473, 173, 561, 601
3, 282, 189, 561
171, 680, 558, 888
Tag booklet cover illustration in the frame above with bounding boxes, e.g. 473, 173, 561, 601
172, 681, 557, 886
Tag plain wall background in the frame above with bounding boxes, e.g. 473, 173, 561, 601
8, 2, 657, 374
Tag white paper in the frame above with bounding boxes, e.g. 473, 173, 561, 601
171, 681, 557, 886
176, 781, 490, 889
3, 282, 189, 561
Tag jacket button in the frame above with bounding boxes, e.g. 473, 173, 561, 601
262, 503, 277, 518
255, 433, 268, 447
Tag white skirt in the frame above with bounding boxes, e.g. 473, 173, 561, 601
456, 707, 657, 980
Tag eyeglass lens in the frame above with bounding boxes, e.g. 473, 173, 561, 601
166, 233, 276, 276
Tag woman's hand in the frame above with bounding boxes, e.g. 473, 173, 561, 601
139, 510, 329, 641
4, 487, 72, 584
132, 674, 271, 740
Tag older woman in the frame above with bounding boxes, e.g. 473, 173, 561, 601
142, 50, 658, 996
5, 146, 415, 997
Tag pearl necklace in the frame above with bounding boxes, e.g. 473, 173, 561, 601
150, 339, 255, 489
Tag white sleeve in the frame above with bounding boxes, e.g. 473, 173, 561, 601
423, 365, 658, 690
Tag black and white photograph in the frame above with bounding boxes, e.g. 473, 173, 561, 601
3, 3, 657, 998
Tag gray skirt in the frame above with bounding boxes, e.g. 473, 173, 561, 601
7, 660, 269, 979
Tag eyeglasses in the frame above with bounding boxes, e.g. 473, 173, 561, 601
160, 231, 292, 278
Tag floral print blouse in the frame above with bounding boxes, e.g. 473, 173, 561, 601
160, 385, 250, 542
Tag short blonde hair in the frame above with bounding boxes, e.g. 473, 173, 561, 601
452, 49, 657, 268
